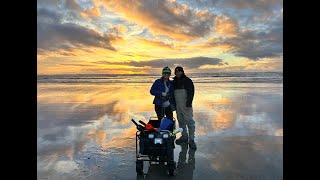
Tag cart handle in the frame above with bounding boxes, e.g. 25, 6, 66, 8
131, 119, 147, 135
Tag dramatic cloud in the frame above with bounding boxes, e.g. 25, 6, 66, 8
80, 7, 102, 18
107, 24, 129, 35
37, 0, 62, 7
65, 0, 82, 11
181, 0, 283, 27
37, 0, 283, 74
95, 56, 225, 68
214, 16, 239, 37
206, 20, 282, 60
37, 8, 120, 52
183, 0, 282, 12
224, 0, 282, 10
93, 0, 217, 40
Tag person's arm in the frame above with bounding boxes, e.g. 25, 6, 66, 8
150, 80, 162, 96
169, 81, 175, 102
185, 78, 194, 107
169, 81, 174, 95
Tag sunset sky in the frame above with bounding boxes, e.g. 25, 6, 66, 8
37, 0, 283, 74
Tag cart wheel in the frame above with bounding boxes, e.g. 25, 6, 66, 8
136, 160, 143, 175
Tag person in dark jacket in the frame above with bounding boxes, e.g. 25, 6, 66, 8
173, 66, 197, 149
150, 67, 175, 127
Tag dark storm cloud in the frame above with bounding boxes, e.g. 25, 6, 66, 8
207, 21, 282, 60
183, 0, 282, 11
37, 8, 119, 52
95, 56, 224, 68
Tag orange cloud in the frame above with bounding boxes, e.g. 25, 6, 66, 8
214, 16, 239, 37
81, 7, 102, 18
114, 24, 128, 33
148, 24, 197, 41
93, 0, 216, 41
107, 24, 129, 35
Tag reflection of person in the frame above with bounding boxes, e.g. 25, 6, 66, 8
139, 143, 196, 180
173, 66, 197, 149
177, 142, 196, 179
150, 67, 175, 127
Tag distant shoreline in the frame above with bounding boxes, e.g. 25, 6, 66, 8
37, 72, 283, 84
37, 71, 283, 77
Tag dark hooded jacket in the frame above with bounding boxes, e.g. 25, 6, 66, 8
173, 74, 194, 107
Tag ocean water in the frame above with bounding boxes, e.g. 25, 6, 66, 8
37, 72, 282, 84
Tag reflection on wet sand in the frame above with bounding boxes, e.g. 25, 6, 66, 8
37, 83, 282, 179
177, 143, 196, 179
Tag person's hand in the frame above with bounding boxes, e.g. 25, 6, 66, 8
163, 101, 170, 107
186, 102, 192, 107
162, 92, 167, 97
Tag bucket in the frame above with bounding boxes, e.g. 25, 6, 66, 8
159, 117, 174, 131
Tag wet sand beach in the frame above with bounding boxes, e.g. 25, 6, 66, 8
37, 73, 283, 180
